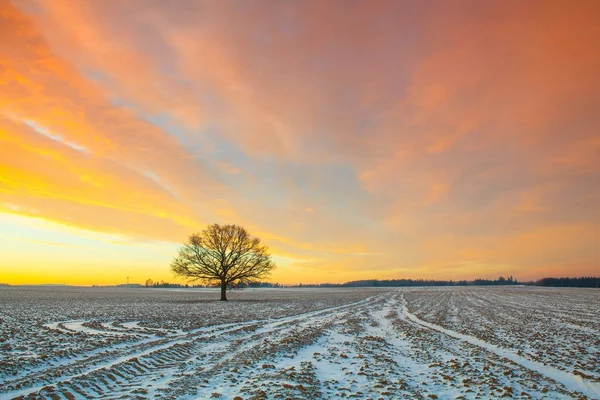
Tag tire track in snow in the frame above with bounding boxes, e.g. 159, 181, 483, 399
3, 323, 246, 400
399, 293, 600, 399
146, 294, 387, 398
172, 294, 408, 399
2, 294, 384, 400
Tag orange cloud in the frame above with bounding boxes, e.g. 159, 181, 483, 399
0, 1, 227, 243
2, 0, 599, 284
0, 117, 200, 240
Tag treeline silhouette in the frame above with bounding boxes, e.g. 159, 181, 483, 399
144, 280, 202, 288
291, 275, 518, 288
150, 282, 192, 288
139, 275, 599, 289
231, 282, 282, 288
143, 280, 281, 289
529, 276, 599, 288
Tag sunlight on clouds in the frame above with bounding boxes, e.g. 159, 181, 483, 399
0, 212, 139, 245
23, 120, 89, 153
2, 0, 599, 284
0, 212, 180, 285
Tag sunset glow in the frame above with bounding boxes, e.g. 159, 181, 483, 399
1, 0, 599, 285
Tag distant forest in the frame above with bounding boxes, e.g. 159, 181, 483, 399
529, 276, 600, 288
231, 275, 600, 289
292, 276, 599, 288
96, 275, 600, 289
282, 276, 520, 288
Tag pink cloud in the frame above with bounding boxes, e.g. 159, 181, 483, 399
4, 0, 599, 281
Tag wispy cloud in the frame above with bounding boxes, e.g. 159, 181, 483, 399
0, 235, 75, 247
2, 0, 599, 283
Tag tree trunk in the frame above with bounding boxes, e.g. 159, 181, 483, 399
220, 281, 228, 301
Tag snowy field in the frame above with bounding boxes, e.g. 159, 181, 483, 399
0, 286, 598, 399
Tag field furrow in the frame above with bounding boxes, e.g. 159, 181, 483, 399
1, 286, 598, 399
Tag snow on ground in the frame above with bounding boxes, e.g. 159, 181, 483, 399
0, 286, 598, 399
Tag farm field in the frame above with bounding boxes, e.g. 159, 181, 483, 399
0, 286, 598, 399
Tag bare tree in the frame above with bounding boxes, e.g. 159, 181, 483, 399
171, 224, 275, 301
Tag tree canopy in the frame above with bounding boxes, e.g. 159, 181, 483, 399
171, 224, 275, 300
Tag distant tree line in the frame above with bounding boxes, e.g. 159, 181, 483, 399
143, 276, 524, 289
141, 275, 599, 289
144, 281, 282, 289
232, 281, 282, 288
290, 276, 519, 288
144, 279, 203, 289
350, 276, 518, 287
526, 276, 599, 288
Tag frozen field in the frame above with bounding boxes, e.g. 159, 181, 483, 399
0, 286, 598, 399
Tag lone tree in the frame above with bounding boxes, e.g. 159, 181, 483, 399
171, 224, 275, 301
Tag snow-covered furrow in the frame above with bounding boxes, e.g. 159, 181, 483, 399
482, 289, 599, 325
405, 287, 600, 382
171, 292, 598, 399
399, 291, 600, 399
4, 294, 384, 399
1, 319, 243, 390
2, 286, 598, 399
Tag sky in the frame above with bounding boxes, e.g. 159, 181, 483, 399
1, 0, 599, 285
